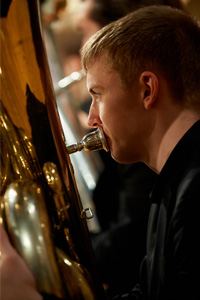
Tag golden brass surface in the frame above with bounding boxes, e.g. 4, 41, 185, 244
0, 0, 105, 299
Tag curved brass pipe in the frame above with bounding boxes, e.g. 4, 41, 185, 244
0, 1, 106, 299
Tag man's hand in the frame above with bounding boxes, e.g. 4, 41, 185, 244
0, 224, 43, 300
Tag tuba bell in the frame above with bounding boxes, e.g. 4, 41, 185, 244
0, 0, 106, 299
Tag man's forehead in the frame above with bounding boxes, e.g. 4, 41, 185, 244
86, 59, 121, 92
87, 68, 105, 91
86, 55, 113, 74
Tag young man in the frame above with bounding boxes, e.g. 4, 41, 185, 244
81, 5, 200, 299
1, 5, 200, 300
77, 0, 159, 295
76, 0, 184, 295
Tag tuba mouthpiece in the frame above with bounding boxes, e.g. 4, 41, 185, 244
67, 127, 109, 154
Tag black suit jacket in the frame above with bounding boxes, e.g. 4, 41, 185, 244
112, 120, 200, 300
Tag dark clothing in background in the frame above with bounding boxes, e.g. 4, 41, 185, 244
112, 121, 200, 299
91, 160, 157, 295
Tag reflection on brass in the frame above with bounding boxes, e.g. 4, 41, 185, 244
0, 103, 42, 196
67, 127, 109, 154
43, 162, 94, 299
0, 103, 95, 299
3, 181, 65, 298
56, 248, 94, 300
0, 0, 105, 299
43, 162, 80, 262
0, 103, 66, 298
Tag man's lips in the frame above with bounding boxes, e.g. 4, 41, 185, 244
103, 131, 111, 151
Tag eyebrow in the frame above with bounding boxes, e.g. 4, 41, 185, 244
88, 85, 104, 94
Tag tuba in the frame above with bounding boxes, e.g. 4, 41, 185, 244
0, 0, 107, 299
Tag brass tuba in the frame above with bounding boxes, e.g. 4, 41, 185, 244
0, 0, 106, 299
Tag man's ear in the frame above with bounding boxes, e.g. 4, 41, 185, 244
140, 71, 158, 110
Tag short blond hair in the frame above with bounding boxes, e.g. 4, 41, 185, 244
81, 5, 200, 106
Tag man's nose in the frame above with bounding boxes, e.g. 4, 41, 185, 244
87, 105, 102, 128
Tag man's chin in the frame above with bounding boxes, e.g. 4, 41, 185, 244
111, 150, 137, 164
110, 151, 125, 164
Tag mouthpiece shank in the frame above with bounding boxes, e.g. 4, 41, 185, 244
67, 127, 109, 154
67, 143, 84, 154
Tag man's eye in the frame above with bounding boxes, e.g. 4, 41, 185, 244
89, 89, 101, 99
92, 91, 100, 99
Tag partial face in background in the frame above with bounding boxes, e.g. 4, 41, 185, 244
77, 0, 101, 46
87, 56, 150, 164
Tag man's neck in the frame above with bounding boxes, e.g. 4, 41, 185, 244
148, 109, 200, 174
